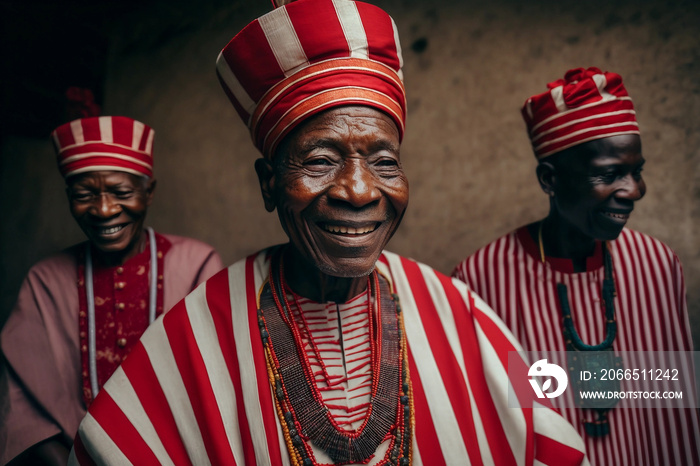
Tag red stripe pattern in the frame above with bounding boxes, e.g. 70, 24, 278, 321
289, 291, 374, 430
71, 249, 587, 465
216, 0, 406, 158
521, 67, 640, 159
453, 227, 700, 465
52, 116, 155, 178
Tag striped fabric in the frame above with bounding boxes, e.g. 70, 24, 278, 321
521, 68, 640, 159
216, 0, 406, 158
70, 249, 587, 465
289, 291, 373, 431
52, 116, 155, 178
453, 227, 700, 466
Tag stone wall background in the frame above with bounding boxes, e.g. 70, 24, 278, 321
2, 0, 699, 344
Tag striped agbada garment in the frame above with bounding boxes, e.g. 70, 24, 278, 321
69, 249, 588, 465
453, 226, 700, 466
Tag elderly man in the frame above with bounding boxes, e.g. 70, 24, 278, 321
1, 116, 223, 465
69, 1, 587, 465
453, 67, 699, 465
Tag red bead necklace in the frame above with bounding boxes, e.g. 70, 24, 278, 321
257, 248, 413, 465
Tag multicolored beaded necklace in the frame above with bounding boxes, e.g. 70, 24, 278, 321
257, 249, 414, 465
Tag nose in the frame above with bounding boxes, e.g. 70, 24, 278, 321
616, 174, 646, 202
91, 193, 122, 218
328, 159, 381, 208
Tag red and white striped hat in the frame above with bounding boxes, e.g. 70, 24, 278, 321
522, 67, 640, 159
216, 0, 406, 158
52, 116, 155, 179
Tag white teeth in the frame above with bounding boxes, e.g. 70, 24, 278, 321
323, 224, 376, 235
100, 225, 124, 235
604, 212, 628, 220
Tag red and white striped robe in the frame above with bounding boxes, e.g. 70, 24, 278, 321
70, 249, 587, 465
453, 227, 700, 466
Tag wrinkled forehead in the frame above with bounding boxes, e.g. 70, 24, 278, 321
272, 105, 401, 162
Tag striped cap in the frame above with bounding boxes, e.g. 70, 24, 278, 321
522, 67, 640, 159
52, 116, 155, 179
216, 0, 406, 158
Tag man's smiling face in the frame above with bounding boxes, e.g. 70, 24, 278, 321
548, 134, 646, 241
259, 106, 408, 278
67, 170, 154, 261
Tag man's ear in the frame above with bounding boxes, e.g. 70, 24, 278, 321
536, 161, 557, 197
255, 158, 276, 212
145, 178, 157, 206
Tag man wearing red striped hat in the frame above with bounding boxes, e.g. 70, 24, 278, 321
0, 116, 223, 465
69, 1, 588, 465
453, 67, 699, 465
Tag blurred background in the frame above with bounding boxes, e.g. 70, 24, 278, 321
1, 0, 699, 344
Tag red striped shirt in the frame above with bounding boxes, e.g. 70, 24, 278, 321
453, 227, 699, 466
289, 291, 373, 430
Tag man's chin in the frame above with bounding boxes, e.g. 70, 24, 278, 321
90, 241, 128, 255
314, 255, 380, 279
594, 226, 625, 242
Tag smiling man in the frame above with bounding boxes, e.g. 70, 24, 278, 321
67, 1, 588, 465
256, 106, 409, 302
453, 67, 699, 465
0, 116, 223, 465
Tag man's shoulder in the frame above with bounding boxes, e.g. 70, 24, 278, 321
378, 250, 464, 290
159, 232, 224, 275
158, 249, 272, 327
4, 245, 83, 335
452, 227, 523, 275
25, 243, 83, 280
470, 228, 521, 257
617, 227, 670, 246
378, 250, 434, 273
189, 248, 272, 293
160, 233, 218, 255
614, 228, 681, 261
377, 250, 513, 333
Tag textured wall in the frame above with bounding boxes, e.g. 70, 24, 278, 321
2, 0, 699, 344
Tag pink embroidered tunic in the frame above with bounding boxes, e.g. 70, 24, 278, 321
1, 233, 223, 464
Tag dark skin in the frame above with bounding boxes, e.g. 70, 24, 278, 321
255, 106, 408, 303
532, 134, 646, 272
66, 171, 156, 266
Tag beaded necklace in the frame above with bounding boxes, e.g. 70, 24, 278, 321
84, 227, 157, 398
538, 221, 621, 436
257, 249, 413, 465
537, 221, 618, 350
